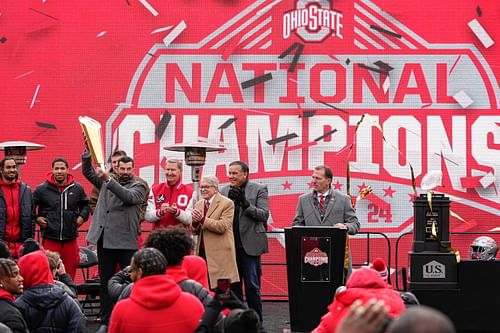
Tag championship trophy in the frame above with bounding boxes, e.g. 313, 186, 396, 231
79, 116, 106, 171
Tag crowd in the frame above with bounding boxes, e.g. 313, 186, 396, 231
0, 145, 462, 332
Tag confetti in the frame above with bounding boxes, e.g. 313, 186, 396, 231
369, 25, 402, 38
266, 133, 299, 145
72, 162, 82, 171
278, 42, 304, 73
318, 100, 348, 114
139, 0, 159, 16
345, 58, 351, 65
453, 90, 473, 108
151, 26, 173, 34
358, 63, 384, 74
468, 18, 494, 48
373, 60, 394, 72
476, 5, 482, 17
314, 129, 337, 142
0, 37, 6, 44
299, 110, 316, 118
30, 84, 40, 109
97, 31, 107, 37
155, 111, 172, 138
218, 118, 237, 130
29, 7, 58, 20
35, 121, 56, 129
15, 70, 34, 79
241, 73, 273, 89
163, 20, 186, 47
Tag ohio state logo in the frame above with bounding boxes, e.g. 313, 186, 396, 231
283, 0, 343, 42
304, 248, 329, 267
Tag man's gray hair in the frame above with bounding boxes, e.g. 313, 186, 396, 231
166, 158, 183, 170
202, 175, 219, 190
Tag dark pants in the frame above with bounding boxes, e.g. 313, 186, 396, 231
231, 248, 263, 321
97, 237, 136, 325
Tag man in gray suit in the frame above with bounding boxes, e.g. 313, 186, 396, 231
293, 165, 360, 276
82, 151, 147, 333
220, 161, 269, 323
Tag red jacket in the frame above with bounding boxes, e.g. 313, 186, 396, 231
145, 180, 194, 229
312, 267, 406, 333
109, 274, 204, 333
182, 255, 211, 290
0, 179, 21, 242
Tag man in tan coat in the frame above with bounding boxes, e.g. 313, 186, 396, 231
180, 176, 239, 289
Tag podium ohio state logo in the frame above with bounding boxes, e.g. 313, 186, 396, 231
283, 0, 343, 42
304, 248, 329, 267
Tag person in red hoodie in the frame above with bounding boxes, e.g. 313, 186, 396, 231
144, 158, 194, 229
15, 250, 86, 333
109, 247, 204, 333
0, 258, 28, 333
0, 158, 35, 259
33, 157, 90, 279
312, 267, 406, 333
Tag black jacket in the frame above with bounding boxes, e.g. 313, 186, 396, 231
15, 284, 86, 333
33, 179, 89, 241
0, 181, 34, 242
0, 298, 29, 333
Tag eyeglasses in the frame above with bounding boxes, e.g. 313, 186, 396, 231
199, 185, 214, 190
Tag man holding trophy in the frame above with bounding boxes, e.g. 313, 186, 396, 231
79, 116, 148, 333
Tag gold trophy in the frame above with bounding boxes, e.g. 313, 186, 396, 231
79, 116, 106, 171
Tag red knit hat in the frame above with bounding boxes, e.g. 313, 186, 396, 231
370, 258, 388, 282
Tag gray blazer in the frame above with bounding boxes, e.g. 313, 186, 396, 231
82, 152, 147, 250
220, 181, 269, 257
292, 189, 360, 235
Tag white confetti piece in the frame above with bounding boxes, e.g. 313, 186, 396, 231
453, 90, 473, 108
30, 84, 40, 109
480, 172, 495, 188
97, 31, 107, 37
468, 19, 494, 48
139, 0, 159, 16
15, 70, 35, 79
151, 26, 172, 34
162, 20, 186, 47
72, 162, 82, 170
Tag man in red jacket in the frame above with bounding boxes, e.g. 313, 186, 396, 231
109, 248, 204, 333
0, 158, 35, 258
144, 158, 194, 229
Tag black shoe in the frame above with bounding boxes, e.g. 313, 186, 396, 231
96, 324, 108, 333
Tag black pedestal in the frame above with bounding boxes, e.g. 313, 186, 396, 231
409, 251, 458, 289
411, 260, 500, 332
285, 227, 346, 332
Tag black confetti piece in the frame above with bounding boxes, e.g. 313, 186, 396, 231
241, 73, 273, 89
29, 7, 59, 20
318, 100, 348, 114
218, 117, 237, 130
314, 129, 338, 142
0, 37, 7, 44
345, 58, 351, 65
278, 42, 304, 73
476, 6, 482, 17
266, 133, 299, 145
358, 63, 385, 74
369, 25, 402, 38
373, 60, 394, 72
35, 121, 57, 129
156, 111, 172, 138
299, 110, 317, 118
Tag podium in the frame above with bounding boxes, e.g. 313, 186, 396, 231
285, 226, 347, 332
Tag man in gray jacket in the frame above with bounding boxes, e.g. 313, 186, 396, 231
82, 150, 147, 333
220, 161, 269, 324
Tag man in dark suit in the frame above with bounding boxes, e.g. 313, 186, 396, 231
220, 161, 269, 323
293, 165, 360, 274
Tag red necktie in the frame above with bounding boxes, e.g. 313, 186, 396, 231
319, 195, 325, 211
204, 200, 210, 215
